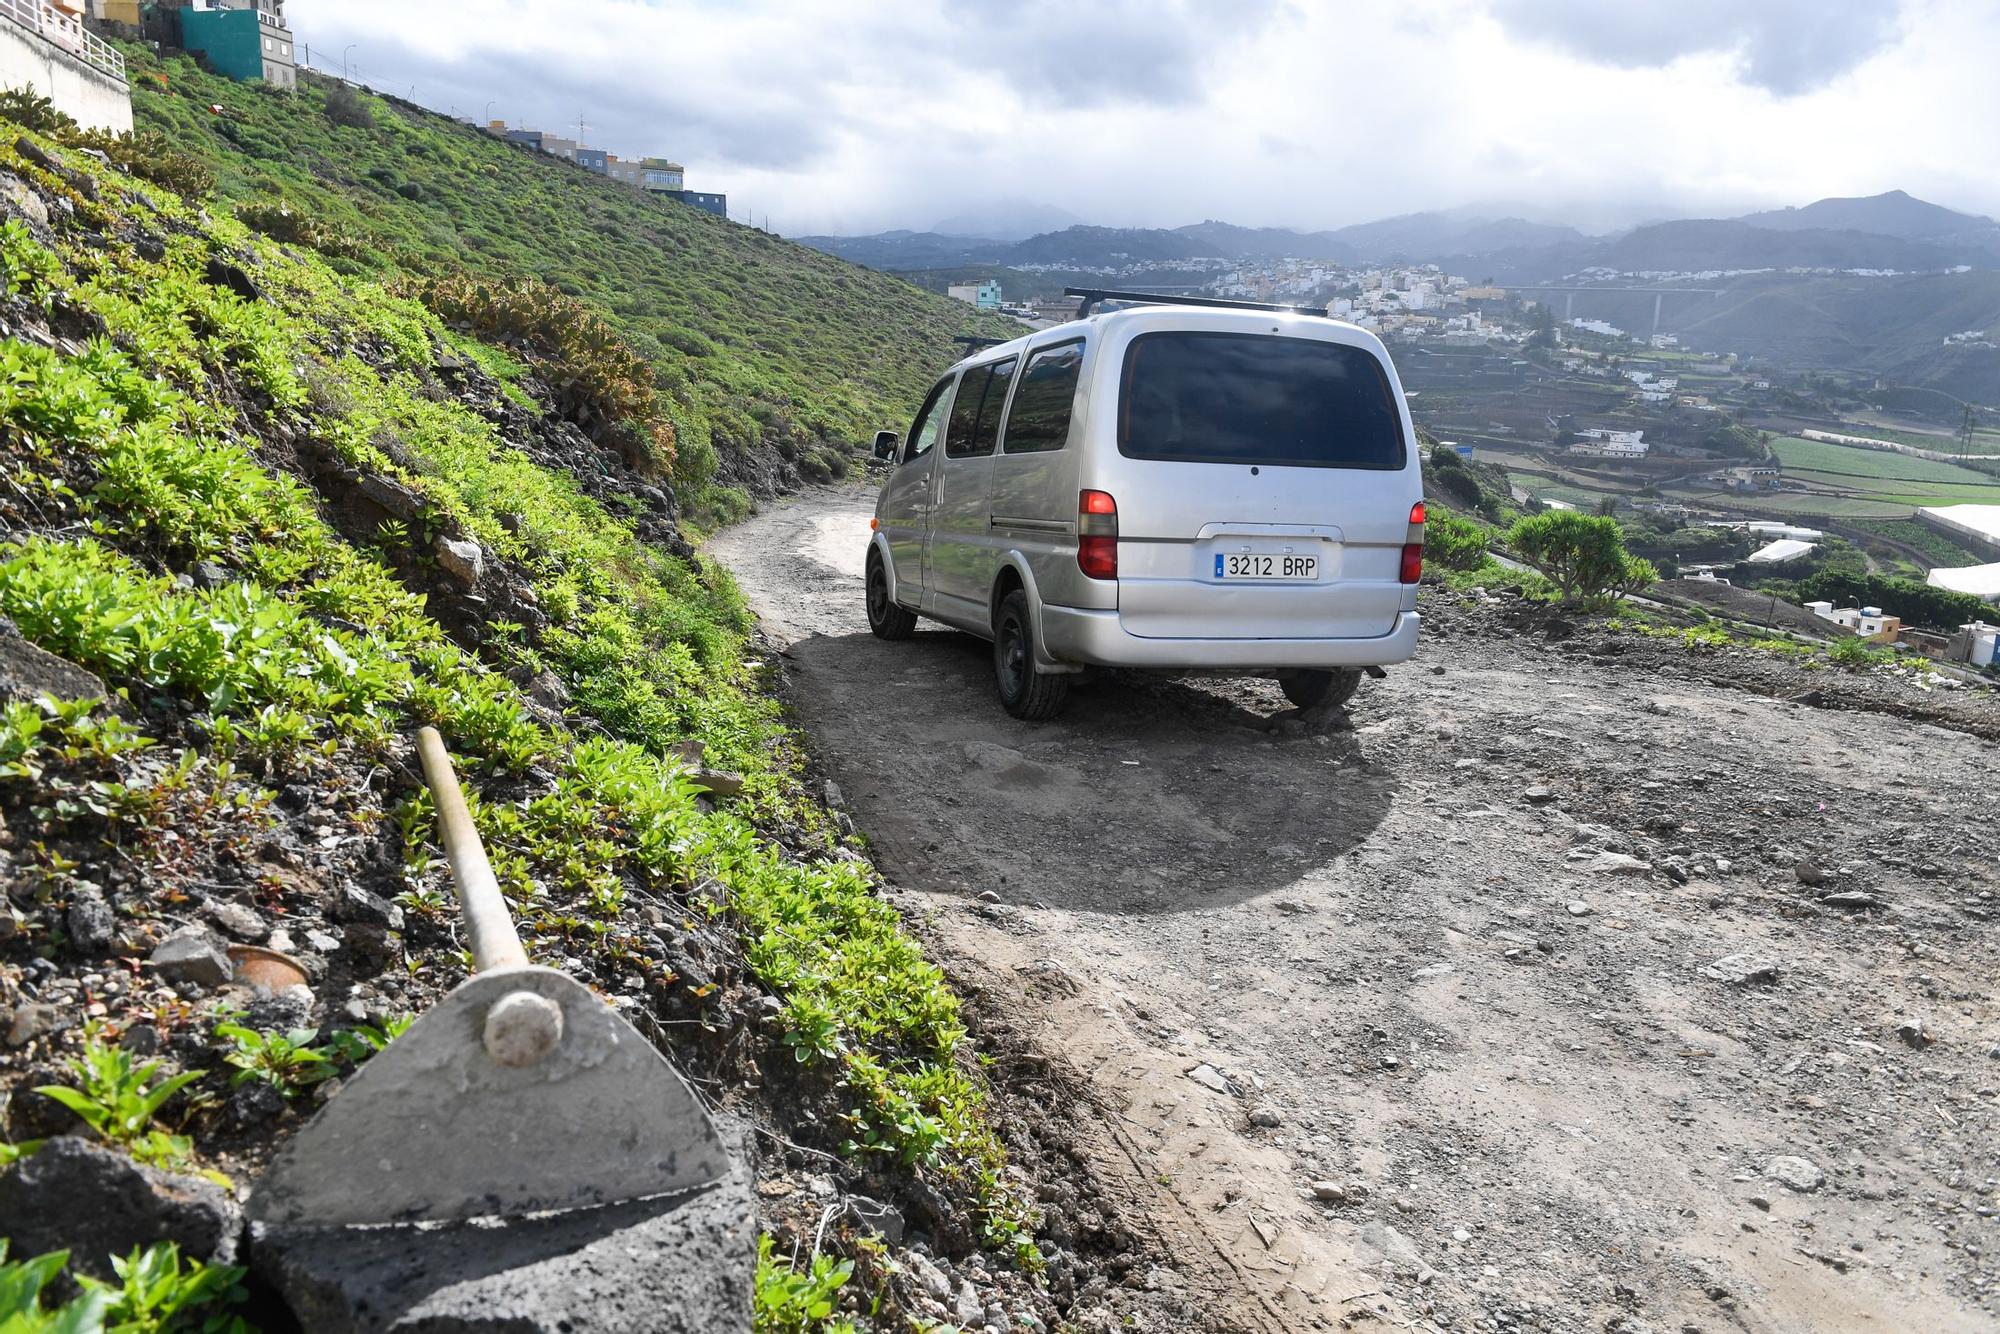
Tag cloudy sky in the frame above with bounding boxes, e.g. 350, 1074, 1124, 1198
288, 0, 2000, 236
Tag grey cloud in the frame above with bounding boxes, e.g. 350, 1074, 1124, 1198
918, 0, 1283, 107
322, 33, 836, 171
1489, 0, 1905, 95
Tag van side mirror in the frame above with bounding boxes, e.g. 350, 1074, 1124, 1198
872, 430, 899, 460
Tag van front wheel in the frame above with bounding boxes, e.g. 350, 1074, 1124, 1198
1279, 668, 1362, 711
994, 591, 1068, 720
866, 550, 917, 640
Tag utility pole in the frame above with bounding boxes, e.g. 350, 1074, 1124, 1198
577, 112, 588, 145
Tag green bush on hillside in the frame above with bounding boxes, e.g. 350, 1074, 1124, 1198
410, 272, 676, 473
1507, 511, 1657, 604
1425, 506, 1490, 571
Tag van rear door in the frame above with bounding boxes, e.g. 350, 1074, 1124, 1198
1108, 330, 1414, 641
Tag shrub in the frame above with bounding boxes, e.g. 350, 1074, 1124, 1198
1425, 506, 1490, 571
1828, 634, 1895, 666
323, 83, 375, 129
236, 200, 370, 260
0, 88, 76, 136
76, 129, 213, 200
409, 273, 675, 468
1506, 511, 1655, 604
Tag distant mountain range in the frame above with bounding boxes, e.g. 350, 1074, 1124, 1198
929, 200, 1080, 242
795, 191, 2000, 281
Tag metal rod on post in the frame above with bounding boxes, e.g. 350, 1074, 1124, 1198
415, 726, 560, 1066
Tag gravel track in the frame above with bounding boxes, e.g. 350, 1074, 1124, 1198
709, 486, 1999, 1334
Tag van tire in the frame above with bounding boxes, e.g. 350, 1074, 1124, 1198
1279, 668, 1362, 710
994, 591, 1068, 720
866, 550, 917, 640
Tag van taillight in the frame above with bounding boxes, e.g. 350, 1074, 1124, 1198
1400, 500, 1425, 583
1078, 489, 1117, 580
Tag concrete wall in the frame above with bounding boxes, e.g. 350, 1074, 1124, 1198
0, 22, 131, 133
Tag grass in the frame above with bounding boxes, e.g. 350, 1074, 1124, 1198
0, 98, 1039, 1288
124, 50, 1021, 512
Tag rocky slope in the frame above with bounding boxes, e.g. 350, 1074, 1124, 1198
0, 105, 1177, 1332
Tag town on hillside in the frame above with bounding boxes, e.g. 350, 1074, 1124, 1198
2, 0, 729, 213
907, 249, 2000, 671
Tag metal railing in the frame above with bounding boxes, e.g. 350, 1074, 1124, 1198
0, 0, 128, 82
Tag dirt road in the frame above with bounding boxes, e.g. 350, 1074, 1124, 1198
709, 487, 1998, 1334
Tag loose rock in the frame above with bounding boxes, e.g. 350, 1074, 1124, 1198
1764, 1155, 1825, 1193
434, 536, 485, 589
1186, 1063, 1232, 1095
1704, 954, 1780, 986
150, 928, 234, 988
0, 1137, 239, 1282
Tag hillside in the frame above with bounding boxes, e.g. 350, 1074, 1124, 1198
1582, 218, 1968, 273
1739, 188, 2000, 247
0, 91, 1156, 1333
126, 51, 1019, 510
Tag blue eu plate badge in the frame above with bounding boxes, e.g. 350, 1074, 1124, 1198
1213, 554, 1225, 578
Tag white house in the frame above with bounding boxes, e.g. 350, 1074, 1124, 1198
1805, 601, 1901, 642
1568, 427, 1648, 459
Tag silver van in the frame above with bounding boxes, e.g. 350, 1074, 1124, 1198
865, 294, 1425, 719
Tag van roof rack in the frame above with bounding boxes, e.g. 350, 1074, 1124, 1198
1066, 287, 1329, 319
952, 335, 1007, 350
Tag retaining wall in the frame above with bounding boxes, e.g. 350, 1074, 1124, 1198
0, 22, 131, 134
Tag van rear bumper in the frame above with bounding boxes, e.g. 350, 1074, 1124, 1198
1038, 607, 1421, 670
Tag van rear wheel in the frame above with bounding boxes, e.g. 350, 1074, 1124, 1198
1279, 668, 1362, 711
866, 550, 917, 640
994, 591, 1068, 720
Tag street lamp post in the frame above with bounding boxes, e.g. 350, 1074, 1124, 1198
341, 43, 356, 81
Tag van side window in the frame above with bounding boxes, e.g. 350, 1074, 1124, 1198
1001, 342, 1084, 454
947, 358, 1017, 459
944, 365, 986, 459
968, 357, 1017, 455
903, 377, 953, 464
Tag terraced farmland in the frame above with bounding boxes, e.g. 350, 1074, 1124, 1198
1740, 435, 2000, 515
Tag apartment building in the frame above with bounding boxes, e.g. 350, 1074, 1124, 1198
173, 0, 295, 87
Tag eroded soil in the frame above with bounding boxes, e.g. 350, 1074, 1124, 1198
710, 487, 1999, 1334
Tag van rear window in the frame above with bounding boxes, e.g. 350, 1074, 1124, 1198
1117, 332, 1406, 470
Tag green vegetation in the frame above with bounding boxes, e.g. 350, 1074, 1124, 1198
126, 50, 1018, 514
1506, 512, 1657, 604
34, 1025, 200, 1172
215, 1024, 338, 1100
1846, 517, 1990, 568
1796, 569, 1992, 630
1754, 435, 2000, 515
0, 1239, 249, 1334
0, 92, 1035, 1287
1424, 506, 1492, 571
1770, 435, 2000, 485
754, 1236, 860, 1334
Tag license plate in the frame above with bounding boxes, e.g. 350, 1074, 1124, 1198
1214, 551, 1318, 581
